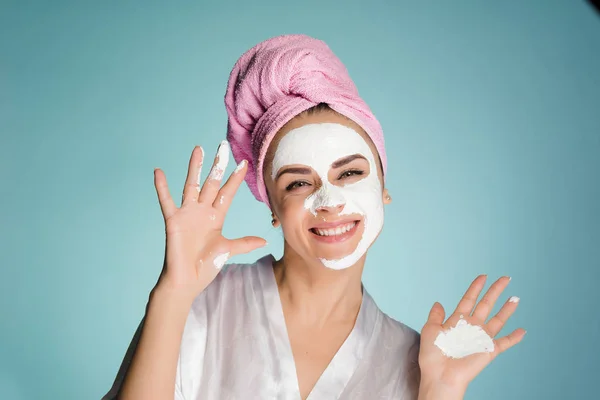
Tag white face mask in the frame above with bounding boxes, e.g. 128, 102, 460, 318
271, 123, 384, 270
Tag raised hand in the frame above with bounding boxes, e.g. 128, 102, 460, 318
153, 141, 266, 299
418, 276, 526, 398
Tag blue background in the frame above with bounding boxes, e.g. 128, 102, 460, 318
1, 1, 599, 399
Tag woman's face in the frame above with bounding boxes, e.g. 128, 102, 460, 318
264, 111, 391, 270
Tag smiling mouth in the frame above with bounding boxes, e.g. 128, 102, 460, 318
309, 220, 360, 242
310, 221, 357, 236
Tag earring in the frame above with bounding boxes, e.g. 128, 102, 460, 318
385, 194, 391, 200
271, 218, 277, 226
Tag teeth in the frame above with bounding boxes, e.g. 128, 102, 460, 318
314, 222, 356, 237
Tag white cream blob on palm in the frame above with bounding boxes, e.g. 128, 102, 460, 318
271, 123, 384, 270
434, 316, 495, 359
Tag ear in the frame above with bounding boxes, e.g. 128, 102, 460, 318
382, 188, 392, 205
271, 213, 281, 228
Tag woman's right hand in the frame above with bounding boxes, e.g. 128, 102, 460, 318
152, 140, 266, 299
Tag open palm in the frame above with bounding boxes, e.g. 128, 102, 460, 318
153, 142, 266, 298
419, 275, 526, 392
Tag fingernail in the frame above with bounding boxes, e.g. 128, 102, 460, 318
234, 159, 247, 173
508, 296, 520, 303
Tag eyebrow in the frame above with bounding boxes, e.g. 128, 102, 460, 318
331, 154, 367, 169
275, 166, 312, 181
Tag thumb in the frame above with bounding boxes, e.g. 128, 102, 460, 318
427, 301, 446, 326
227, 236, 268, 256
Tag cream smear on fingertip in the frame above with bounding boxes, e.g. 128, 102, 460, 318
271, 123, 384, 270
209, 140, 230, 180
196, 147, 205, 192
434, 316, 495, 358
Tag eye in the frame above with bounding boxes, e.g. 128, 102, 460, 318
285, 180, 311, 191
338, 169, 364, 180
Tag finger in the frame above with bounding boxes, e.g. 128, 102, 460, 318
426, 302, 446, 326
472, 276, 511, 322
181, 146, 204, 205
227, 236, 267, 257
494, 328, 526, 355
486, 295, 520, 336
453, 275, 487, 316
198, 140, 230, 204
154, 168, 177, 220
213, 159, 247, 211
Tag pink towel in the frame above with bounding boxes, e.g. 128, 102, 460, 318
225, 34, 387, 208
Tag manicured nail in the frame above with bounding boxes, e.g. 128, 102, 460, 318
234, 159, 247, 173
508, 296, 520, 303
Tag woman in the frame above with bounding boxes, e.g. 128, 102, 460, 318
104, 35, 525, 400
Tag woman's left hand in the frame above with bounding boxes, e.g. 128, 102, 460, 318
417, 275, 526, 399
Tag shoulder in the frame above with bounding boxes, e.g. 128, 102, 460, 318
374, 311, 422, 397
379, 311, 421, 361
379, 311, 421, 357
346, 297, 422, 398
380, 312, 421, 345
361, 291, 421, 370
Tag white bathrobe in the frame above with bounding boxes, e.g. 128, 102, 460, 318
103, 254, 421, 400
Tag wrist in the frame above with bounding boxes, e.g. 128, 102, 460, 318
150, 280, 197, 310
418, 379, 466, 400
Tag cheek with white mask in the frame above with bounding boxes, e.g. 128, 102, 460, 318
271, 123, 384, 270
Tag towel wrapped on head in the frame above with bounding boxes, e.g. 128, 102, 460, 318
225, 34, 387, 208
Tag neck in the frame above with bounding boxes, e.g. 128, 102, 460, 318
273, 243, 365, 328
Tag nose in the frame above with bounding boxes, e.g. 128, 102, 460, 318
310, 183, 346, 215
316, 203, 345, 214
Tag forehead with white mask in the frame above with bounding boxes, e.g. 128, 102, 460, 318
271, 123, 384, 270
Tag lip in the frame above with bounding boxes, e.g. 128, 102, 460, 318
309, 220, 361, 243
310, 218, 360, 230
